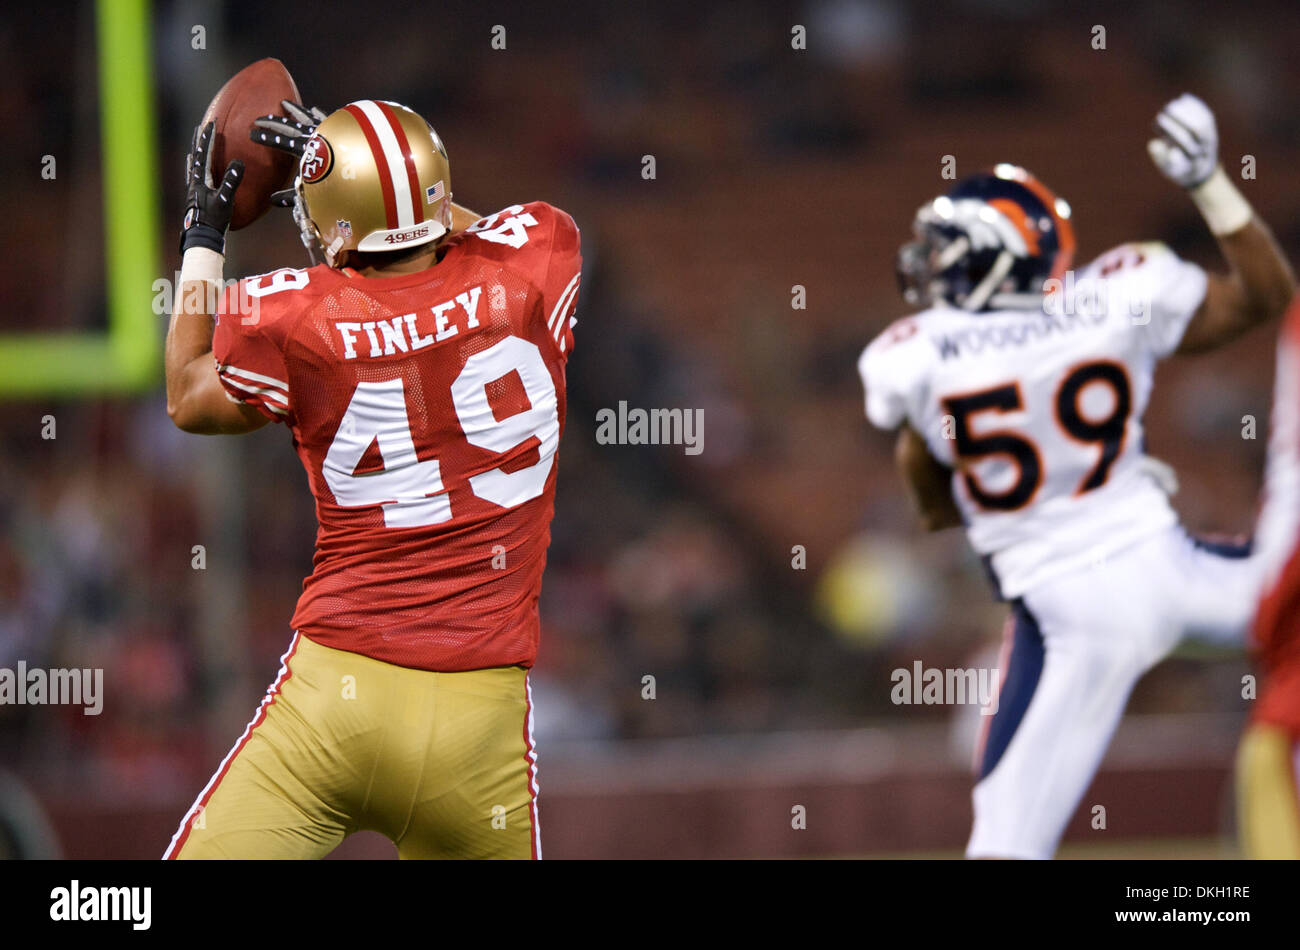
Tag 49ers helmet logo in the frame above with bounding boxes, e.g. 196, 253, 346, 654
300, 134, 334, 183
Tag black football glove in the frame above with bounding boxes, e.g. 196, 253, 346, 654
250, 101, 328, 209
249, 100, 328, 157
180, 121, 243, 254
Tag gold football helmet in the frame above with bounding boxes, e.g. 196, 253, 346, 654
292, 100, 452, 267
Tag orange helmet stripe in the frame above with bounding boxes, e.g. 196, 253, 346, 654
987, 197, 1041, 255
1008, 169, 1075, 278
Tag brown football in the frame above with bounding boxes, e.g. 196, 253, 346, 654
199, 58, 300, 230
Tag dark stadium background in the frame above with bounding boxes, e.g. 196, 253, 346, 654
2, 0, 1298, 857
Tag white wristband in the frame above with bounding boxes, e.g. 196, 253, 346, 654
179, 246, 225, 290
1189, 166, 1254, 236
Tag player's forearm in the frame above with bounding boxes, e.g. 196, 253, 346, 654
1178, 200, 1296, 355
165, 249, 222, 427
1210, 211, 1295, 332
896, 425, 963, 531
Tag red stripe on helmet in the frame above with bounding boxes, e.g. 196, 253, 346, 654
343, 103, 398, 230
375, 101, 424, 225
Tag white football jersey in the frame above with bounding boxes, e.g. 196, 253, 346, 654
859, 242, 1208, 597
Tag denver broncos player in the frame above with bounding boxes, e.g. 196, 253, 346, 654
858, 94, 1294, 859
162, 99, 580, 859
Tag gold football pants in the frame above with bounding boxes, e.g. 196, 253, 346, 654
165, 633, 540, 859
1236, 722, 1300, 859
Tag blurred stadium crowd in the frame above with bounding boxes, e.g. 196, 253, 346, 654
3, 0, 1300, 848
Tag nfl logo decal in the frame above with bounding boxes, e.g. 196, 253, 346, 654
337, 219, 353, 239
426, 181, 445, 204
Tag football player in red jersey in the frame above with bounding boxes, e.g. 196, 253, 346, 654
162, 99, 580, 859
1242, 295, 1300, 858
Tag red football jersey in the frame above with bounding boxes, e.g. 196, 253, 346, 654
212, 202, 581, 672
1253, 297, 1300, 733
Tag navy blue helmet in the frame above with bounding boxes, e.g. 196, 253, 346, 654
897, 164, 1076, 312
